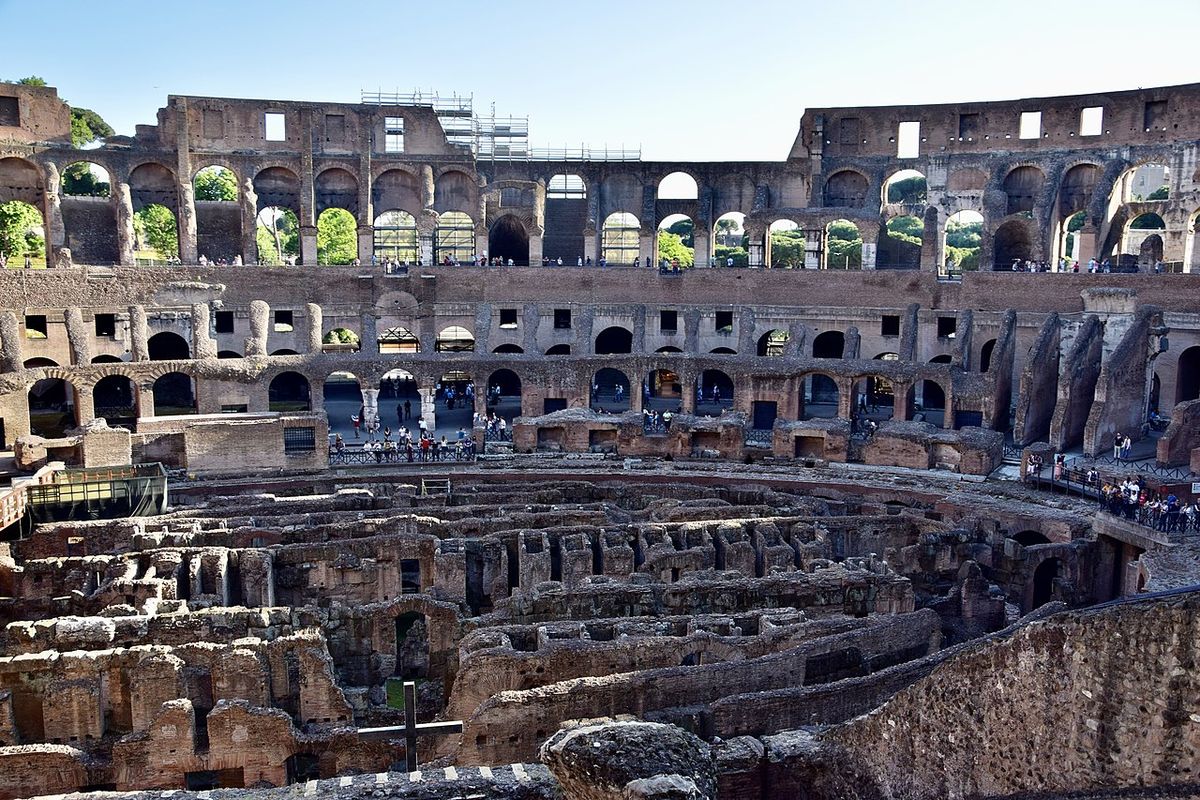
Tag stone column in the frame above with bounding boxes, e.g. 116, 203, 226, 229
418, 211, 436, 267
177, 180, 199, 264
137, 381, 156, 418
74, 384, 95, 425
528, 229, 544, 267
357, 225, 374, 265
43, 161, 67, 268
639, 232, 655, 267
191, 304, 216, 359
419, 387, 436, 432
693, 230, 711, 268
861, 239, 878, 270
361, 387, 380, 428
0, 311, 23, 372
298, 107, 316, 266
360, 313, 378, 355
583, 228, 597, 265
240, 179, 258, 264
304, 303, 323, 354
837, 378, 854, 420
114, 182, 137, 266
64, 307, 90, 365
892, 381, 913, 421
245, 300, 269, 357
299, 226, 318, 266
129, 306, 149, 362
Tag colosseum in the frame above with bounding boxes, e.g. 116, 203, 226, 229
0, 77, 1198, 799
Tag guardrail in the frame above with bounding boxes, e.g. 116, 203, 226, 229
744, 428, 772, 447
329, 448, 476, 466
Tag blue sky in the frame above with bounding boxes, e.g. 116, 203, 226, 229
2, 0, 1198, 161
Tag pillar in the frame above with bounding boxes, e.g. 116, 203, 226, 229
583, 229, 597, 265
304, 303, 323, 354
240, 179, 258, 264
299, 226, 318, 266
861, 239, 878, 270
129, 306, 149, 362
74, 385, 95, 425
114, 182, 137, 267
357, 225, 374, 265
419, 387, 436, 432
680, 369, 696, 414
528, 230, 544, 266
0, 311, 23, 372
693, 231, 711, 268
747, 225, 766, 268
245, 300, 269, 357
1075, 228, 1097, 267
177, 181, 199, 264
361, 387, 380, 428
43, 161, 67, 268
137, 382, 155, 418
837, 378, 854, 420
191, 304, 216, 359
639, 232, 655, 267
64, 307, 90, 365
892, 381, 913, 421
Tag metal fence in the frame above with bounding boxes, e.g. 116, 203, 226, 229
744, 428, 772, 447
329, 448, 476, 466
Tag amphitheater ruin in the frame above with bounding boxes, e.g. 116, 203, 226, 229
0, 78, 1198, 799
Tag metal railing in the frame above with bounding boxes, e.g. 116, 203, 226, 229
329, 447, 476, 466
483, 427, 511, 443
744, 428, 772, 447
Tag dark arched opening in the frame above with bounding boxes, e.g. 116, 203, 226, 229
268, 371, 311, 412
94, 375, 137, 430
591, 368, 630, 412
812, 331, 845, 359
1013, 530, 1051, 547
980, 339, 997, 373
546, 344, 571, 356
152, 373, 196, 416
1031, 557, 1062, 609
488, 215, 529, 265
147, 331, 191, 361
27, 378, 76, 437
493, 343, 524, 354
697, 369, 734, 415
595, 326, 633, 355
1178, 346, 1200, 403
488, 369, 522, 421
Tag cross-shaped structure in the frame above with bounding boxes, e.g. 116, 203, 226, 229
358, 680, 464, 772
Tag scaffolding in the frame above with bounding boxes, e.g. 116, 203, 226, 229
360, 89, 638, 161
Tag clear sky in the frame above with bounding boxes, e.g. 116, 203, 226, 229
2, 0, 1198, 161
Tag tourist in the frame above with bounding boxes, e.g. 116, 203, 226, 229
404, 399, 411, 420
1113, 434, 1123, 460
351, 414, 361, 439
1121, 435, 1132, 459
577, 256, 583, 266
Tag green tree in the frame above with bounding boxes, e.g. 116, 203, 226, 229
322, 328, 361, 346
61, 163, 109, 197
886, 176, 927, 204
11, 76, 46, 86
133, 204, 178, 260
886, 216, 923, 247
945, 220, 983, 249
769, 229, 806, 267
656, 231, 694, 267
194, 168, 238, 201
256, 208, 300, 265
1147, 185, 1169, 201
715, 217, 740, 246
317, 208, 358, 265
1130, 213, 1165, 230
70, 107, 113, 147
0, 200, 45, 260
826, 221, 862, 269
666, 218, 694, 247
714, 245, 748, 266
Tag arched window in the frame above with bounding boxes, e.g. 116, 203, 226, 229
601, 212, 640, 265
435, 211, 473, 264
374, 210, 418, 263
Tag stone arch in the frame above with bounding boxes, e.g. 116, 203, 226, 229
697, 369, 734, 414
374, 210, 418, 263
435, 211, 473, 264
435, 325, 475, 353
1013, 530, 1051, 547
646, 367, 683, 413
0, 156, 43, 206
1031, 556, 1062, 609
595, 326, 633, 355
1177, 345, 1200, 403
487, 368, 522, 421
757, 329, 790, 357
993, 219, 1034, 269
434, 169, 476, 213
315, 167, 359, 217
268, 371, 311, 412
253, 166, 301, 214
591, 368, 630, 411
147, 331, 190, 361
128, 162, 177, 211
823, 170, 869, 208
812, 330, 845, 359
546, 344, 571, 356
882, 168, 927, 205
373, 168, 422, 215
27, 377, 77, 438
93, 374, 138, 429
657, 171, 699, 200
800, 371, 840, 419
1058, 163, 1100, 217
492, 343, 523, 354
488, 213, 530, 265
152, 372, 197, 416
1002, 165, 1044, 216
601, 212, 640, 265
192, 165, 240, 264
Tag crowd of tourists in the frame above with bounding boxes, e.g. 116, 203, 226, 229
331, 426, 476, 463
1099, 478, 1197, 534
999, 257, 1169, 274
475, 410, 510, 441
